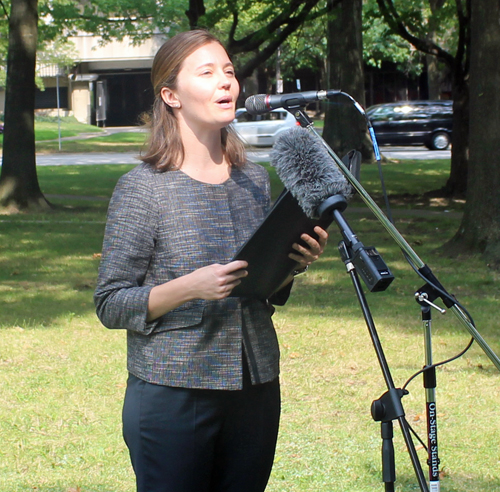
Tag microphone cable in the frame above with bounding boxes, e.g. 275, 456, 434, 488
319, 90, 477, 380
320, 90, 480, 457
397, 252, 476, 457
329, 91, 478, 382
400, 250, 476, 392
332, 91, 394, 224
337, 94, 479, 383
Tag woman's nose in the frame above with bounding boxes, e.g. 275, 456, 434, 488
219, 73, 231, 89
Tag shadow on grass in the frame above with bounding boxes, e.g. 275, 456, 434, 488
12, 486, 125, 492
0, 218, 104, 329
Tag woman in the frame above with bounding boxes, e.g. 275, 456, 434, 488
94, 30, 328, 492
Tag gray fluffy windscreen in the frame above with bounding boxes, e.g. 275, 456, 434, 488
270, 126, 352, 218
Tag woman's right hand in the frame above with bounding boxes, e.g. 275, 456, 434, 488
147, 260, 248, 321
186, 260, 248, 300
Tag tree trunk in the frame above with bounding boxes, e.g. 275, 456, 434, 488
426, 0, 446, 99
426, 54, 441, 100
322, 0, 371, 160
0, 0, 50, 212
446, 0, 500, 266
185, 0, 206, 29
440, 78, 469, 197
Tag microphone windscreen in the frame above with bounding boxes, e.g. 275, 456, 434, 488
271, 127, 352, 218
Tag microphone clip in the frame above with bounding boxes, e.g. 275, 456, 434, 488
290, 107, 314, 129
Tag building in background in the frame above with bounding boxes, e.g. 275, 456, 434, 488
0, 32, 449, 127
0, 33, 166, 127
68, 33, 167, 126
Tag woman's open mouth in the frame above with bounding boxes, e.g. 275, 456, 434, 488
216, 96, 233, 108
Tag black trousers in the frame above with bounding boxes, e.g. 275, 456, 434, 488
122, 367, 280, 492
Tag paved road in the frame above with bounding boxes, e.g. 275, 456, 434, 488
34, 146, 450, 166
36, 152, 141, 166
379, 146, 451, 160
35, 151, 271, 166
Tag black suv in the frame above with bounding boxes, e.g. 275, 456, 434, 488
366, 100, 453, 150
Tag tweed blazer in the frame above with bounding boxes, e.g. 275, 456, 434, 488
94, 161, 286, 390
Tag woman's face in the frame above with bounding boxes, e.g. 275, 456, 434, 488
162, 42, 240, 133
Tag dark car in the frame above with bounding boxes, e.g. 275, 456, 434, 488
366, 100, 453, 150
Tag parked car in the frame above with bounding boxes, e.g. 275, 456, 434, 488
366, 100, 453, 150
231, 108, 298, 147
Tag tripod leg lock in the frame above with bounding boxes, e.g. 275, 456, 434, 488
371, 388, 408, 422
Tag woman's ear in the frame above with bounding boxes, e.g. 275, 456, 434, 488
160, 87, 181, 109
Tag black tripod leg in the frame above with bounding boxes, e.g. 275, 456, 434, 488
381, 421, 396, 491
341, 243, 429, 492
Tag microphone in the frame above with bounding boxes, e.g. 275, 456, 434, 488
271, 126, 394, 292
270, 126, 352, 219
245, 89, 341, 115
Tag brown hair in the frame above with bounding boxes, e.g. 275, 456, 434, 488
140, 30, 246, 171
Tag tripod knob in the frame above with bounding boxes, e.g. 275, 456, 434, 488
371, 399, 386, 421
371, 388, 408, 423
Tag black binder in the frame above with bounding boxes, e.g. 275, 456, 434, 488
230, 190, 333, 299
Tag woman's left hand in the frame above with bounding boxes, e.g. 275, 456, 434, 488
289, 226, 328, 270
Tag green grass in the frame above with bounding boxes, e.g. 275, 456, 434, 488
0, 118, 104, 147
1, 163, 499, 491
36, 132, 148, 154
34, 118, 104, 141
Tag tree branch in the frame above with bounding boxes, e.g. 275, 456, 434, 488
235, 0, 322, 79
228, 8, 238, 43
376, 0, 456, 68
454, 0, 471, 76
228, 0, 321, 54
0, 0, 10, 20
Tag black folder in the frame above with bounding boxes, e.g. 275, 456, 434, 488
230, 189, 334, 299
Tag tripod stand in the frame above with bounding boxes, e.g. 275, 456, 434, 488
414, 286, 449, 492
323, 194, 429, 492
283, 101, 500, 490
291, 105, 500, 373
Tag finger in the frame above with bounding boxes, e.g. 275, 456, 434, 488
313, 226, 329, 241
220, 277, 245, 297
298, 233, 318, 249
229, 268, 248, 281
288, 252, 311, 266
293, 239, 320, 258
225, 260, 249, 273
311, 227, 328, 249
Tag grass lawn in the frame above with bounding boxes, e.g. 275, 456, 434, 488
0, 161, 499, 492
35, 132, 148, 154
34, 119, 104, 141
0, 118, 104, 148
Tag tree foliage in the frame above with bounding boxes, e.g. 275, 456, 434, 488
1, 0, 332, 211
374, 0, 470, 197
0, 0, 78, 87
42, 0, 329, 80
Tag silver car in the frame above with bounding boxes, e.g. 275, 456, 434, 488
231, 108, 298, 147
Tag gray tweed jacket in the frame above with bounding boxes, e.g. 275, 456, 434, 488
94, 162, 284, 390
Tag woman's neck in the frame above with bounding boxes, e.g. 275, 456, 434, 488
178, 122, 230, 184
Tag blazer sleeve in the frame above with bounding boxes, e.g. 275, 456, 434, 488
94, 168, 160, 333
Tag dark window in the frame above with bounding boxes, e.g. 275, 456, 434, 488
35, 87, 69, 109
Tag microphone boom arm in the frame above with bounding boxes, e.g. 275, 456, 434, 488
292, 108, 500, 372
